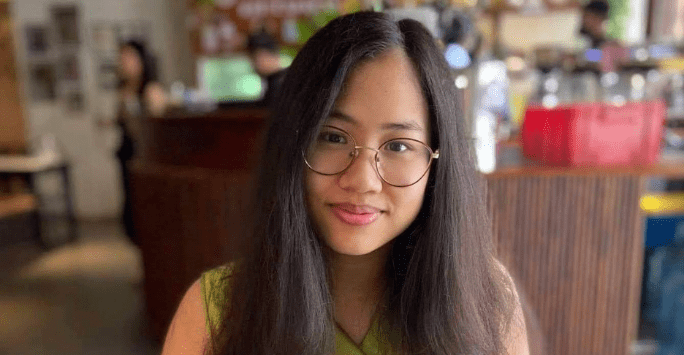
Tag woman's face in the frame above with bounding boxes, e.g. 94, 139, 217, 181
119, 46, 143, 81
305, 48, 431, 256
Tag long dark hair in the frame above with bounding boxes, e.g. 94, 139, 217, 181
212, 11, 515, 355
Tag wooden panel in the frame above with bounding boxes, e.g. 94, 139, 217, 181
143, 107, 267, 170
131, 162, 253, 340
487, 174, 645, 355
0, 1, 25, 153
133, 108, 268, 340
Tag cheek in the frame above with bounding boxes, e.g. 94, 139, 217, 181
403, 180, 429, 219
304, 170, 318, 204
304, 171, 326, 214
394, 170, 431, 231
304, 171, 336, 238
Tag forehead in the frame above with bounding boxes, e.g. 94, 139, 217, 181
121, 46, 140, 59
331, 48, 429, 136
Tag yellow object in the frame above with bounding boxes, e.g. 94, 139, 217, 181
451, 0, 479, 6
659, 57, 684, 73
510, 93, 528, 127
640, 193, 684, 214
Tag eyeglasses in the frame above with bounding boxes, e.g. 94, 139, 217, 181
304, 125, 439, 187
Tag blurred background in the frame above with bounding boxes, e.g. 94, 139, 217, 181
1, 0, 684, 354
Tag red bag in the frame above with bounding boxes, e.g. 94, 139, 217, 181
521, 100, 666, 166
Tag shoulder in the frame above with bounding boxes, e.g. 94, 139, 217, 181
161, 278, 207, 355
201, 265, 235, 330
161, 265, 235, 355
142, 82, 167, 116
494, 260, 530, 355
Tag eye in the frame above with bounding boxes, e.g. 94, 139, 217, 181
318, 131, 348, 144
385, 140, 414, 153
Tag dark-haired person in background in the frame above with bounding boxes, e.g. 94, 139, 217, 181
579, 0, 628, 72
246, 29, 286, 107
579, 0, 610, 49
115, 40, 166, 246
162, 11, 528, 355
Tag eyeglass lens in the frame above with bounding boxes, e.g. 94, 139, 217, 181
305, 126, 434, 186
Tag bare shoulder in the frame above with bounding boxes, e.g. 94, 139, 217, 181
495, 260, 531, 355
161, 278, 208, 355
143, 82, 168, 116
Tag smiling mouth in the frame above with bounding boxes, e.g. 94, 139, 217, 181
330, 204, 382, 226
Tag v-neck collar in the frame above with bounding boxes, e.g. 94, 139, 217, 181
334, 286, 394, 354
335, 313, 383, 355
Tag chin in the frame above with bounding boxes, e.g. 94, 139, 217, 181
323, 230, 392, 257
329, 246, 372, 257
327, 238, 372, 256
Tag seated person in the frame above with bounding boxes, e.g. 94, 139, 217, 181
246, 29, 286, 107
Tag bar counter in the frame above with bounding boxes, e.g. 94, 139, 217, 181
130, 106, 268, 340
487, 145, 684, 355
131, 107, 684, 353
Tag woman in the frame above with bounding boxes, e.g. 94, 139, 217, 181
115, 40, 165, 245
162, 12, 528, 355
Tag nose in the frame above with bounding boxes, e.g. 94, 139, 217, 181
337, 147, 383, 193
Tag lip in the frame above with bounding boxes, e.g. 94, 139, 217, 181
330, 203, 382, 226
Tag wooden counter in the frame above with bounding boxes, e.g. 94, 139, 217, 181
485, 146, 684, 355
130, 106, 268, 340
141, 106, 268, 170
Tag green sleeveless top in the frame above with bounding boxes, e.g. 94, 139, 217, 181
200, 266, 393, 355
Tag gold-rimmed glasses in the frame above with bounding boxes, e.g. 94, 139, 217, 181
304, 125, 439, 187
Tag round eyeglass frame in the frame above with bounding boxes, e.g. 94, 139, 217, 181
303, 125, 440, 187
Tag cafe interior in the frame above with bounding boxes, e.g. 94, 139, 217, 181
1, 0, 684, 354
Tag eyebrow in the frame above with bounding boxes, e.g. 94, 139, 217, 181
329, 110, 425, 132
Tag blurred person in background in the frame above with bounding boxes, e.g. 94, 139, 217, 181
579, 0, 610, 49
246, 28, 286, 107
161, 11, 528, 355
115, 40, 166, 246
579, 0, 628, 72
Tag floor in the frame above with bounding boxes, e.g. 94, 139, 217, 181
0, 220, 160, 355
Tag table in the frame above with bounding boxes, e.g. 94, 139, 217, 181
0, 151, 78, 247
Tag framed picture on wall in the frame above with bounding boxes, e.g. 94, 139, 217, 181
28, 63, 57, 102
51, 5, 80, 45
25, 24, 50, 56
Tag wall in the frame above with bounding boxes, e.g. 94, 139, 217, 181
499, 9, 582, 52
10, 0, 181, 218
498, 1, 648, 52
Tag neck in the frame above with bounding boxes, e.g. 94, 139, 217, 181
328, 242, 392, 304
122, 77, 142, 94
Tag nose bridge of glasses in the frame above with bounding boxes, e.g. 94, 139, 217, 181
352, 146, 380, 162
